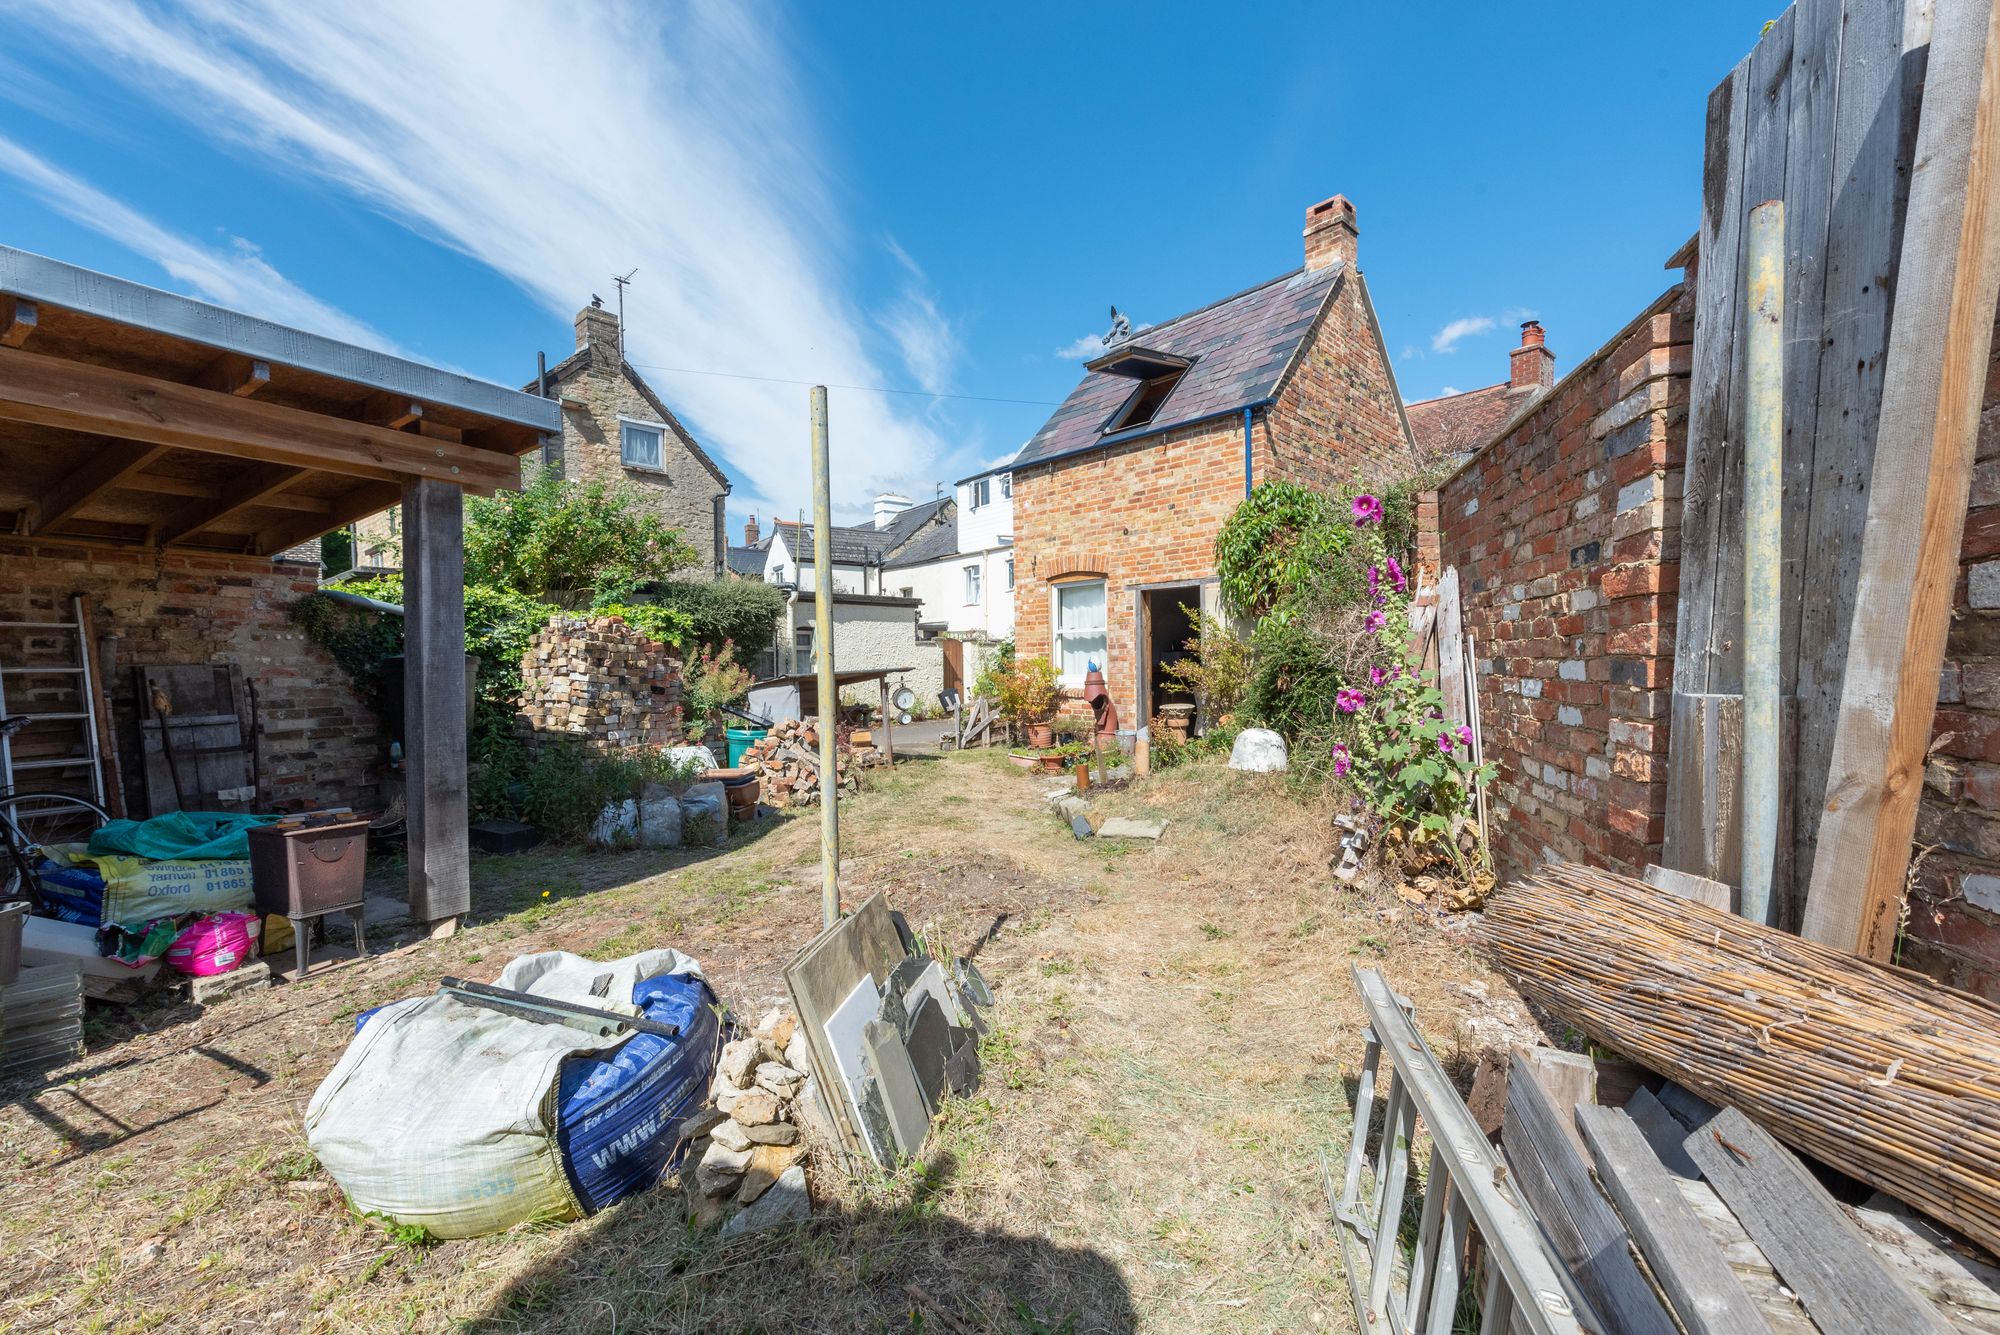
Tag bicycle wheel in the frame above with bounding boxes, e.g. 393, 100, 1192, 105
0, 791, 110, 901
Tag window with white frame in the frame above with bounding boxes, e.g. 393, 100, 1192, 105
1005, 556, 1015, 590
969, 477, 990, 509
1053, 579, 1106, 684
964, 564, 982, 604
795, 624, 815, 654
1000, 472, 1012, 499
620, 418, 665, 470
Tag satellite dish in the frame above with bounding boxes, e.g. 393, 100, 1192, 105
893, 686, 917, 711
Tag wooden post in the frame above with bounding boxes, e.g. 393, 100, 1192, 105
403, 477, 469, 929
810, 386, 839, 931
1803, 0, 2000, 958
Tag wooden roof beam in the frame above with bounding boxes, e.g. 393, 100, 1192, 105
0, 345, 520, 494
195, 353, 270, 397
123, 473, 329, 513
255, 479, 402, 557
1, 297, 37, 348
151, 463, 308, 547
27, 441, 171, 534
362, 392, 424, 429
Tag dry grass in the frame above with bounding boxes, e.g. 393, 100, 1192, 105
0, 749, 1518, 1334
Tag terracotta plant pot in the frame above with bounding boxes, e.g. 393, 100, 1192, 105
1007, 751, 1039, 771
1027, 723, 1055, 749
1038, 752, 1066, 774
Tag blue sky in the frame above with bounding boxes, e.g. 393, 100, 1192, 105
0, 1, 1766, 533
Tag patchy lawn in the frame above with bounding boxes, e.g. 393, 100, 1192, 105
0, 749, 1521, 1334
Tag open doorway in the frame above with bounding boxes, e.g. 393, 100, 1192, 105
1142, 586, 1201, 734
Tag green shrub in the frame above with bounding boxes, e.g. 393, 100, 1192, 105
591, 601, 696, 649
633, 579, 785, 658
465, 472, 698, 607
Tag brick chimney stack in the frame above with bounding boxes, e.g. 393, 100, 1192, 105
744, 514, 760, 546
1509, 320, 1555, 392
1304, 194, 1359, 272
575, 298, 621, 371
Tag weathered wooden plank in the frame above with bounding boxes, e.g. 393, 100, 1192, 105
1623, 1085, 1701, 1179
1642, 861, 1734, 911
1503, 1053, 1676, 1335
1437, 566, 1467, 726
1684, 1107, 1952, 1333
1577, 1105, 1772, 1335
1672, 54, 1751, 706
403, 477, 469, 925
1792, 0, 1929, 935
1665, 692, 1745, 881
1804, 0, 2000, 958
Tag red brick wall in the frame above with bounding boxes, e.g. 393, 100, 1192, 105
1266, 271, 1417, 490
0, 539, 379, 814
1013, 417, 1247, 727
1438, 286, 1690, 879
1910, 305, 2000, 999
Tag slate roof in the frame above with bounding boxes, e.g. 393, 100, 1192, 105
770, 520, 889, 565
883, 510, 961, 569
1013, 262, 1344, 471
726, 545, 766, 577
877, 495, 951, 552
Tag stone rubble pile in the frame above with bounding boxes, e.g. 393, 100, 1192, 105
684, 1007, 816, 1236
743, 717, 885, 807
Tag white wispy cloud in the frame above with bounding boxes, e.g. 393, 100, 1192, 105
879, 237, 956, 398
1055, 332, 1106, 360
11, 0, 954, 521
1430, 316, 1496, 354
0, 132, 394, 349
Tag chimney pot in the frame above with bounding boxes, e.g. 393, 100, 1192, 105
1304, 193, 1359, 272
1509, 321, 1555, 392
744, 513, 760, 546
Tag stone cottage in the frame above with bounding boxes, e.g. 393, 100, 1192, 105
1010, 192, 1416, 731
353, 299, 732, 577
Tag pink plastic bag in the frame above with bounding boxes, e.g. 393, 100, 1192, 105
165, 912, 259, 976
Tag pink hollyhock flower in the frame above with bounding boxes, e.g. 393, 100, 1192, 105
1456, 724, 1473, 746
1351, 494, 1384, 525
1436, 731, 1455, 754
1336, 686, 1365, 713
1365, 609, 1388, 632
1387, 557, 1407, 591
1368, 565, 1380, 599
1330, 743, 1351, 776
1369, 665, 1389, 686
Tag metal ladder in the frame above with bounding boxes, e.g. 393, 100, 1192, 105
0, 594, 107, 805
1331, 967, 1590, 1335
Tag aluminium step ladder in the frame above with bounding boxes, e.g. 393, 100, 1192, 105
0, 594, 108, 807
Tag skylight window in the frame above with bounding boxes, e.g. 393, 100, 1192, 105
1086, 344, 1192, 436
1103, 370, 1185, 433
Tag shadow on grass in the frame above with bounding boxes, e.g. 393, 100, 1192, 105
464, 1150, 1136, 1335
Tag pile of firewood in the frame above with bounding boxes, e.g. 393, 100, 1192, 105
742, 717, 886, 806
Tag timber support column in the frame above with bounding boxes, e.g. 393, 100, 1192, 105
403, 477, 469, 929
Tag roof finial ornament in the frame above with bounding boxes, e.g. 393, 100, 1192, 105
1105, 305, 1132, 347
590, 293, 605, 309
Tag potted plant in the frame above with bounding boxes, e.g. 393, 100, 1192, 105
998, 656, 1061, 748
682, 640, 752, 752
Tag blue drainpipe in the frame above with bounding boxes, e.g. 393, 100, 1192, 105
1243, 406, 1254, 497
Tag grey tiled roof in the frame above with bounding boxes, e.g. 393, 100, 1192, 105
726, 545, 766, 576
884, 511, 961, 569
1014, 263, 1343, 471
772, 521, 890, 565
877, 496, 950, 552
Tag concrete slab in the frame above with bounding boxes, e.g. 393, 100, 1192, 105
1097, 818, 1168, 841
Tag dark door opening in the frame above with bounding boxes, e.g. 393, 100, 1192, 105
1143, 587, 1201, 733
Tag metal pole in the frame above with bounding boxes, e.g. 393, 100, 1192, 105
1742, 199, 1785, 926
810, 385, 840, 931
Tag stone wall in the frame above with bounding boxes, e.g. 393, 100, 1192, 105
515, 615, 686, 754
0, 538, 379, 813
1909, 304, 2000, 999
1437, 284, 1691, 879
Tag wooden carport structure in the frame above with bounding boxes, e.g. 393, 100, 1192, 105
0, 245, 561, 926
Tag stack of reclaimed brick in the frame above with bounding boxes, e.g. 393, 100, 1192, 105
514, 615, 685, 755
740, 717, 883, 807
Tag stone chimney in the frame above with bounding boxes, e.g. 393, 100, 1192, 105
744, 513, 760, 546
1509, 320, 1556, 392
1304, 194, 1358, 272
574, 298, 621, 371
873, 492, 912, 529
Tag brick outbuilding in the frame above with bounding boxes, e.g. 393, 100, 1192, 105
1010, 193, 1415, 730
